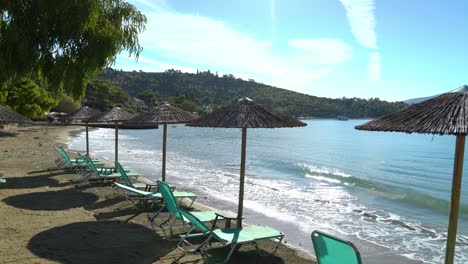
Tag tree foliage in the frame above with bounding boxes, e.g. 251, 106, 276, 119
3, 78, 58, 117
136, 89, 158, 109
84, 79, 134, 112
53, 95, 81, 113
99, 68, 407, 118
0, 0, 146, 100
169, 95, 198, 112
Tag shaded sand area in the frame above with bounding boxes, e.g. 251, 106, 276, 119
0, 126, 314, 264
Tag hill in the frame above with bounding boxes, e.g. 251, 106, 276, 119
97, 68, 407, 118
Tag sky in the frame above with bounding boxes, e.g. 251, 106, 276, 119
115, 0, 468, 102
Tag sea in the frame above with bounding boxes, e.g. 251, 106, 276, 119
68, 119, 468, 264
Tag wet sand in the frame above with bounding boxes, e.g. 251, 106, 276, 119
0, 126, 314, 264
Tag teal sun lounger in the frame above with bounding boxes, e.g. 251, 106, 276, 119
147, 181, 221, 236
311, 230, 362, 264
79, 154, 139, 183
115, 161, 157, 190
176, 208, 284, 264
55, 146, 104, 172
114, 182, 197, 210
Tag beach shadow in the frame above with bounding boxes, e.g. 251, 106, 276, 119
2, 175, 60, 189
16, 129, 39, 133
2, 189, 98, 210
84, 196, 125, 211
28, 221, 170, 264
0, 131, 17, 137
27, 168, 65, 174
93, 207, 149, 222
2, 174, 79, 189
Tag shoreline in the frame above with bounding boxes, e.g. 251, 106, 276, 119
0, 125, 315, 263
66, 126, 425, 264
64, 126, 317, 262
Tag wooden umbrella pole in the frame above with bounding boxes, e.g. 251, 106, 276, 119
114, 121, 119, 172
85, 121, 89, 156
162, 123, 167, 182
237, 127, 247, 228
445, 134, 465, 264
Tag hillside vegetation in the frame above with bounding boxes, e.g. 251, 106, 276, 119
98, 68, 407, 118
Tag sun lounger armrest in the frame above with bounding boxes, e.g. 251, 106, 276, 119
144, 184, 158, 192
100, 167, 115, 174
74, 158, 84, 164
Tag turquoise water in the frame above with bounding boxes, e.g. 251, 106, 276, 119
69, 119, 468, 263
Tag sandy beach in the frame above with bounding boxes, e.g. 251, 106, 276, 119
0, 126, 315, 264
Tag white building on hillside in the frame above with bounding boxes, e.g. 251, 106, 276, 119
130, 97, 148, 112
202, 105, 213, 114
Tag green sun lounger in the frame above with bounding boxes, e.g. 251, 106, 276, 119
79, 154, 139, 182
115, 161, 157, 190
176, 208, 284, 264
147, 181, 221, 235
114, 182, 197, 210
55, 146, 104, 171
311, 230, 362, 264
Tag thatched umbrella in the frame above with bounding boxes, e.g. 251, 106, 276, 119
87, 107, 135, 166
126, 103, 196, 181
0, 104, 31, 123
187, 97, 306, 227
63, 106, 101, 156
355, 87, 468, 264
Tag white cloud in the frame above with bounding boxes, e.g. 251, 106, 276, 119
367, 52, 380, 83
117, 55, 198, 73
339, 0, 380, 83
271, 0, 276, 37
288, 39, 353, 64
116, 1, 354, 93
339, 0, 377, 49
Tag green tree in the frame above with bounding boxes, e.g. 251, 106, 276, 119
137, 89, 158, 109
169, 95, 186, 107
0, 0, 147, 100
5, 78, 58, 117
179, 100, 197, 112
84, 80, 134, 112
53, 95, 81, 113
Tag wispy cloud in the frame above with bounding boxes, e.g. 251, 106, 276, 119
339, 0, 376, 49
270, 0, 276, 38
117, 55, 198, 74
117, 1, 354, 93
339, 0, 380, 83
367, 52, 380, 83
288, 39, 353, 65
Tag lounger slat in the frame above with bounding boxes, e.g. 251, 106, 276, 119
213, 225, 283, 243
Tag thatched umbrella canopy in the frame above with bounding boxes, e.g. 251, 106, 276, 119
87, 107, 135, 166
187, 97, 306, 227
356, 87, 468, 264
0, 104, 31, 123
126, 103, 196, 181
63, 106, 101, 156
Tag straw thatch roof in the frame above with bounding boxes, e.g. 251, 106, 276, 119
0, 104, 31, 123
356, 90, 468, 135
126, 103, 196, 124
64, 106, 100, 121
186, 97, 307, 128
87, 107, 135, 122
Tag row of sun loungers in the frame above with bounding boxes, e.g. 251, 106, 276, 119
54, 146, 362, 264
